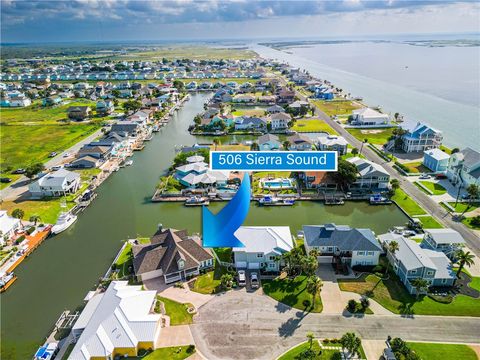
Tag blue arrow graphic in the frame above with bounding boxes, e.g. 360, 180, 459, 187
202, 173, 250, 248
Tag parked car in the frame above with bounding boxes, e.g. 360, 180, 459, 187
12, 168, 25, 174
237, 270, 246, 287
63, 152, 71, 158
250, 272, 259, 288
435, 173, 447, 179
419, 174, 431, 179
51, 165, 62, 171
0, 177, 12, 183
49, 152, 58, 158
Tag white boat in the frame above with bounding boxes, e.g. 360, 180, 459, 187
51, 212, 77, 234
185, 196, 209, 206
125, 160, 133, 166
258, 196, 295, 206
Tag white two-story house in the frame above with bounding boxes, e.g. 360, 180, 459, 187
446, 147, 480, 188
347, 157, 390, 191
233, 226, 293, 271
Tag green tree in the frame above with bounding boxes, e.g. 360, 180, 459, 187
220, 273, 233, 290
250, 142, 260, 151
25, 163, 45, 179
302, 255, 318, 278
173, 79, 185, 92
390, 179, 400, 192
339, 332, 361, 359
455, 249, 475, 280
29, 214, 41, 226
306, 276, 323, 307
122, 100, 142, 114
333, 159, 357, 191
351, 147, 359, 155
306, 332, 315, 350
411, 278, 429, 299
385, 240, 399, 276
359, 138, 368, 155
12, 208, 25, 225
283, 140, 290, 150
466, 184, 479, 200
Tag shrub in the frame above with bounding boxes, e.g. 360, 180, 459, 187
360, 297, 370, 309
186, 345, 195, 354
303, 299, 311, 308
331, 352, 342, 360
395, 161, 410, 173
26, 226, 35, 235
471, 216, 480, 227
347, 299, 357, 312
428, 294, 453, 304
15, 235, 25, 244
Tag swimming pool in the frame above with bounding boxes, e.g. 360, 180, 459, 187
261, 178, 295, 189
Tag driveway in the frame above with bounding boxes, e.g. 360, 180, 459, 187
156, 325, 194, 348
144, 279, 213, 309
190, 290, 480, 360
362, 340, 387, 360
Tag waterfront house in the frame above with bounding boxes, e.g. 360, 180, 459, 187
68, 106, 91, 121
423, 148, 450, 172
347, 157, 390, 191
269, 112, 291, 130
379, 233, 456, 294
299, 171, 336, 190
421, 228, 465, 259
233, 226, 293, 271
286, 134, 313, 151
446, 147, 480, 188
0, 210, 21, 245
69, 281, 162, 359
303, 224, 382, 267
132, 227, 214, 283
401, 122, 443, 153
70, 155, 101, 169
258, 134, 281, 151
234, 116, 267, 131
232, 94, 256, 103
278, 89, 295, 103
110, 121, 140, 136
350, 108, 390, 127
77, 145, 112, 160
316, 134, 348, 155
28, 169, 81, 197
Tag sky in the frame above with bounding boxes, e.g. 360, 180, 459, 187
1, 0, 479, 43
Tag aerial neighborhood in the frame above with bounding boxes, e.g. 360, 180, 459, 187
1, 46, 479, 360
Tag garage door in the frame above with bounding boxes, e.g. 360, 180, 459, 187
248, 262, 260, 269
235, 261, 247, 268
317, 256, 333, 264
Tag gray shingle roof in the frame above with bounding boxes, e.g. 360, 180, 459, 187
303, 224, 381, 252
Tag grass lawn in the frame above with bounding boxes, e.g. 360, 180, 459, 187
401, 161, 430, 174
279, 341, 341, 360
391, 188, 427, 216
1, 122, 101, 170
346, 127, 396, 145
447, 202, 480, 213
192, 261, 229, 294
312, 99, 362, 117
156, 296, 194, 325
262, 275, 323, 313
213, 247, 232, 263
115, 242, 133, 279
291, 119, 338, 134
462, 216, 480, 230
1, 196, 76, 224
407, 342, 477, 360
210, 144, 250, 151
338, 273, 480, 316
416, 181, 447, 195
414, 216, 444, 229
74, 168, 102, 181
128, 346, 195, 360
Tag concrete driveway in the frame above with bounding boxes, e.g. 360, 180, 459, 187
144, 279, 213, 309
362, 340, 387, 360
190, 290, 480, 360
156, 325, 194, 348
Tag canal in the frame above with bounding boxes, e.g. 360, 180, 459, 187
0, 93, 408, 359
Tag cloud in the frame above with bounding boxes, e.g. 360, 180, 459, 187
1, 0, 478, 42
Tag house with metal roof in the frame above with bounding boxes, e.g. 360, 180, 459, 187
316, 134, 348, 155
28, 169, 81, 198
351, 107, 390, 127
132, 227, 213, 283
232, 226, 293, 271
446, 147, 480, 188
303, 224, 382, 267
347, 157, 390, 190
69, 281, 162, 360
379, 233, 456, 294
421, 228, 465, 259
401, 122, 443, 153
423, 148, 450, 172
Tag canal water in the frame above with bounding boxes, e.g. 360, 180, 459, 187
0, 93, 408, 359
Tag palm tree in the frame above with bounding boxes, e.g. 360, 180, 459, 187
385, 240, 399, 276
466, 184, 479, 200
339, 332, 361, 359
282, 140, 290, 151
309, 249, 321, 258
359, 138, 368, 155
411, 278, 429, 299
29, 214, 41, 226
302, 255, 318, 278
212, 138, 221, 151
306, 332, 315, 350
250, 142, 259, 151
455, 250, 475, 280
11, 208, 25, 226
306, 276, 323, 307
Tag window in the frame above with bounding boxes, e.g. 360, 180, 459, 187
442, 278, 447, 284
410, 269, 417, 274
269, 256, 276, 261
426, 271, 434, 276
327, 247, 333, 252
268, 263, 275, 268
357, 251, 365, 256
256, 253, 263, 258
367, 251, 374, 256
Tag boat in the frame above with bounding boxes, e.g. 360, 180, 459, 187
125, 160, 133, 166
0, 272, 17, 293
51, 211, 77, 234
185, 196, 209, 206
152, 125, 160, 132
34, 342, 58, 360
370, 194, 392, 205
258, 196, 295, 206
